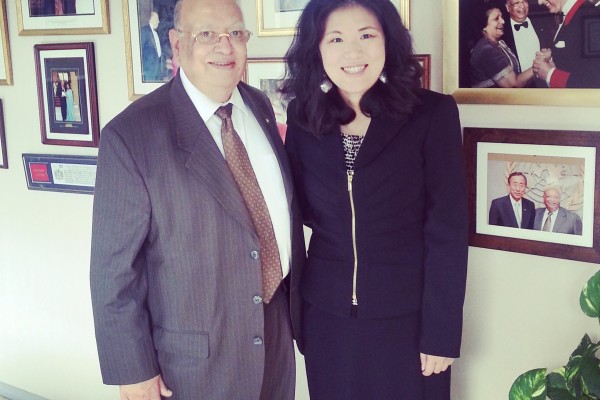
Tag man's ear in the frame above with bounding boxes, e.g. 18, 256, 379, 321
169, 29, 180, 57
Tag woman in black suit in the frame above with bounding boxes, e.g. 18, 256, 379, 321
281, 0, 469, 398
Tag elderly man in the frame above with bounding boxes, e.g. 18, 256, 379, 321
489, 172, 536, 229
90, 0, 304, 399
502, 0, 554, 86
533, 186, 582, 235
533, 0, 600, 88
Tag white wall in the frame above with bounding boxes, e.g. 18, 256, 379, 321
0, 0, 599, 399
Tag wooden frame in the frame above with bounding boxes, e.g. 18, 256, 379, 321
34, 42, 100, 147
442, 0, 600, 106
464, 127, 600, 263
415, 54, 430, 90
0, 0, 12, 85
257, 0, 410, 36
16, 0, 109, 35
0, 99, 7, 169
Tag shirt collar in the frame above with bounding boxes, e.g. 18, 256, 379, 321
511, 17, 531, 27
179, 67, 249, 123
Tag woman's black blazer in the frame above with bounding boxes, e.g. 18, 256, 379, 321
285, 90, 469, 358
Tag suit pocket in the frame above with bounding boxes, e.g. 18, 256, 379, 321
153, 327, 210, 359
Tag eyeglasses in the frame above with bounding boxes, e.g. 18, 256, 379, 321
176, 29, 252, 45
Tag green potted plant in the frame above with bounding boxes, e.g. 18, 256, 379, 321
509, 270, 600, 400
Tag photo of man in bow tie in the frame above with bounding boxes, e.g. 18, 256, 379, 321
502, 0, 555, 86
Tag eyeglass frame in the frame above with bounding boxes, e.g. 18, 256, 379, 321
175, 28, 253, 45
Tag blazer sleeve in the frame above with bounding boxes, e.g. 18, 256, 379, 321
90, 124, 160, 385
419, 95, 469, 358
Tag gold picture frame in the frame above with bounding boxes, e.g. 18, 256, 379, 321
0, 0, 12, 85
16, 0, 110, 35
442, 0, 600, 107
257, 0, 410, 37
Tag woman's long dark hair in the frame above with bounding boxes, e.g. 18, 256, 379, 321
280, 0, 422, 136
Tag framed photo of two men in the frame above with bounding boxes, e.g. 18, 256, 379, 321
16, 0, 109, 35
464, 127, 600, 263
443, 0, 600, 106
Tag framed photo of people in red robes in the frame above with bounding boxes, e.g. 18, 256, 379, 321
16, 0, 109, 35
464, 127, 600, 263
34, 42, 99, 147
443, 0, 600, 106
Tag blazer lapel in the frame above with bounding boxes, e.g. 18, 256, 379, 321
170, 75, 255, 233
354, 114, 408, 169
238, 82, 294, 208
552, 208, 567, 232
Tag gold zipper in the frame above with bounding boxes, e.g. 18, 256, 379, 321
347, 170, 358, 306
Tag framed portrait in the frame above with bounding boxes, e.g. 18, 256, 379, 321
464, 127, 600, 263
0, 0, 12, 85
257, 0, 410, 36
244, 57, 288, 140
123, 0, 177, 99
0, 99, 7, 169
34, 42, 100, 147
415, 54, 430, 89
443, 0, 600, 106
16, 0, 109, 35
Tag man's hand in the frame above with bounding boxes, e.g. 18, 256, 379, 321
420, 353, 454, 377
120, 374, 173, 400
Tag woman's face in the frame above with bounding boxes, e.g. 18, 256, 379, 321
318, 5, 385, 106
484, 8, 505, 41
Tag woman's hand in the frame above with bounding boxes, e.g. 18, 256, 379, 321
420, 353, 454, 376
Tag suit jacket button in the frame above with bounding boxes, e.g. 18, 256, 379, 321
253, 295, 263, 304
253, 336, 263, 345
250, 250, 259, 260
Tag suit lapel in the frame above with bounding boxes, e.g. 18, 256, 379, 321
552, 208, 567, 232
238, 82, 294, 208
354, 114, 409, 169
170, 75, 255, 233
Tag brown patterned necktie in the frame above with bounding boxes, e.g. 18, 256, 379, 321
215, 104, 282, 303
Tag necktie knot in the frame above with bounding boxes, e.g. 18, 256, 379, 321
215, 104, 233, 121
514, 21, 529, 31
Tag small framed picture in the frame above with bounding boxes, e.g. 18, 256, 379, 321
257, 0, 410, 36
414, 54, 430, 89
22, 153, 97, 194
0, 99, 7, 168
123, 0, 176, 99
16, 0, 109, 35
244, 58, 288, 141
34, 42, 100, 147
464, 127, 600, 263
0, 0, 12, 85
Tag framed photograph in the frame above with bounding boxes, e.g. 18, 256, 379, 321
257, 0, 410, 36
22, 153, 97, 194
464, 127, 600, 263
415, 54, 430, 89
123, 0, 176, 99
34, 42, 100, 147
16, 0, 109, 35
0, 99, 7, 169
244, 57, 288, 141
0, 0, 12, 85
442, 0, 600, 106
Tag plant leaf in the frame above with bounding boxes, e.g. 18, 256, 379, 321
580, 342, 600, 396
510, 368, 547, 400
581, 270, 600, 318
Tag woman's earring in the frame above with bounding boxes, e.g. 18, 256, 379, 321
379, 72, 388, 84
320, 78, 333, 93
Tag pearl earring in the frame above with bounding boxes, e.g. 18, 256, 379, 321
320, 78, 333, 93
379, 72, 387, 84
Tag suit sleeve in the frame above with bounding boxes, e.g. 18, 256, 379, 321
90, 124, 160, 385
419, 95, 469, 358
